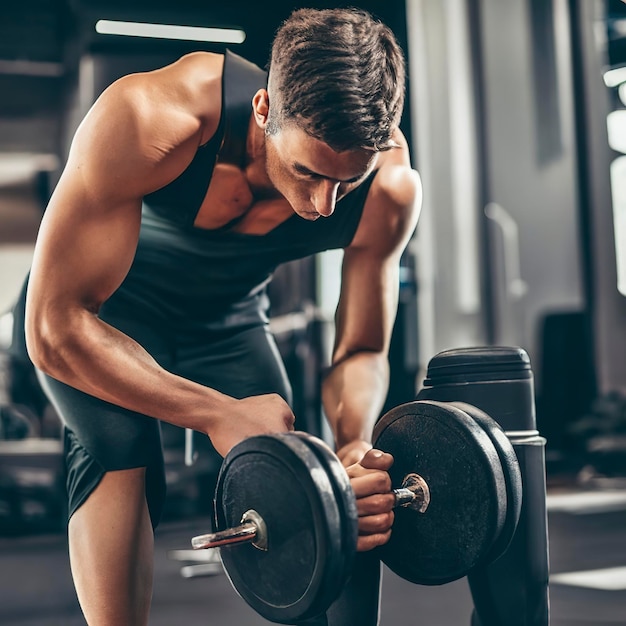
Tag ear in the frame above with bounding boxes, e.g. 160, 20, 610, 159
252, 89, 270, 130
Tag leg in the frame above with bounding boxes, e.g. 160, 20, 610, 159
326, 551, 382, 626
39, 374, 168, 626
21, 292, 172, 624
69, 468, 154, 626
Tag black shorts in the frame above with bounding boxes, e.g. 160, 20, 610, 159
36, 309, 292, 529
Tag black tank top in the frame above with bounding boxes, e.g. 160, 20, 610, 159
106, 51, 374, 329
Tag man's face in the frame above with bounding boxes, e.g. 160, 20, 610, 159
263, 124, 379, 220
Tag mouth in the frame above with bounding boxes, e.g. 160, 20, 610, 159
299, 210, 321, 221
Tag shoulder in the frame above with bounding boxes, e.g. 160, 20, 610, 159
350, 130, 422, 255
89, 52, 224, 147
68, 52, 226, 198
372, 129, 422, 211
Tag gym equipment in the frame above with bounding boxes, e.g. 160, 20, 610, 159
191, 398, 522, 624
372, 400, 521, 585
416, 346, 549, 626
194, 432, 356, 624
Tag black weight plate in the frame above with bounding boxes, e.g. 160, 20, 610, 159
291, 432, 359, 586
451, 402, 522, 564
372, 400, 507, 585
215, 433, 345, 624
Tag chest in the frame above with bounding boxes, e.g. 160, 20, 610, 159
192, 162, 293, 235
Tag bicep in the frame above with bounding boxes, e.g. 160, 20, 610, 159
28, 176, 143, 314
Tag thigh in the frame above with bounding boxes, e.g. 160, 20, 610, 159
41, 373, 164, 470
36, 311, 175, 527
175, 324, 293, 406
40, 372, 167, 527
40, 308, 174, 465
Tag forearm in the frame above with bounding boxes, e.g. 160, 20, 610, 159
27, 307, 232, 435
322, 350, 390, 450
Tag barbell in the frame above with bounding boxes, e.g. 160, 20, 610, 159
190, 399, 523, 624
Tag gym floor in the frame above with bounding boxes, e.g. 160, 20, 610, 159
1, 483, 625, 626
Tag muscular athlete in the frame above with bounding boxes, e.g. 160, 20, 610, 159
22, 8, 421, 626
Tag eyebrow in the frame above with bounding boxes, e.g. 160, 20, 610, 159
293, 162, 367, 184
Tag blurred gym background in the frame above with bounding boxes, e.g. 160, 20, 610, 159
0, 1, 625, 625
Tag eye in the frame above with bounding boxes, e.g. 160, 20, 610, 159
293, 164, 323, 181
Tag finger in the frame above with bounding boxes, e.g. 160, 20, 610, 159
350, 471, 392, 499
355, 492, 396, 516
357, 530, 392, 552
358, 511, 395, 535
337, 440, 372, 467
359, 448, 394, 471
339, 448, 369, 468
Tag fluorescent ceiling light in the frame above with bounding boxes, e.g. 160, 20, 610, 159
551, 566, 626, 591
95, 20, 246, 44
0, 60, 64, 77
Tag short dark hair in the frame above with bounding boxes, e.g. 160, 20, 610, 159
266, 7, 406, 152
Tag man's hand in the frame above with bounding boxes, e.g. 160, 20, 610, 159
209, 394, 295, 458
344, 448, 396, 552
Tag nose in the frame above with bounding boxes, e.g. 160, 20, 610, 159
312, 180, 340, 217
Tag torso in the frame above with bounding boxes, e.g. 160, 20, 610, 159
191, 152, 295, 235
120, 50, 413, 321
192, 162, 255, 230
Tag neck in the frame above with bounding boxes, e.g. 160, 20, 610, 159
245, 123, 276, 195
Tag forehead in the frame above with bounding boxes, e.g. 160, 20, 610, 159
270, 125, 377, 180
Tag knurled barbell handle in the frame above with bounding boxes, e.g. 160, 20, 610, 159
192, 473, 430, 551
191, 521, 258, 550
393, 473, 431, 513
393, 487, 418, 506
192, 509, 269, 551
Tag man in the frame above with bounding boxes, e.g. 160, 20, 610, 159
22, 6, 421, 625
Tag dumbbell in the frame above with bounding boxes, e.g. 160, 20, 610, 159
190, 399, 522, 624
192, 472, 429, 549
